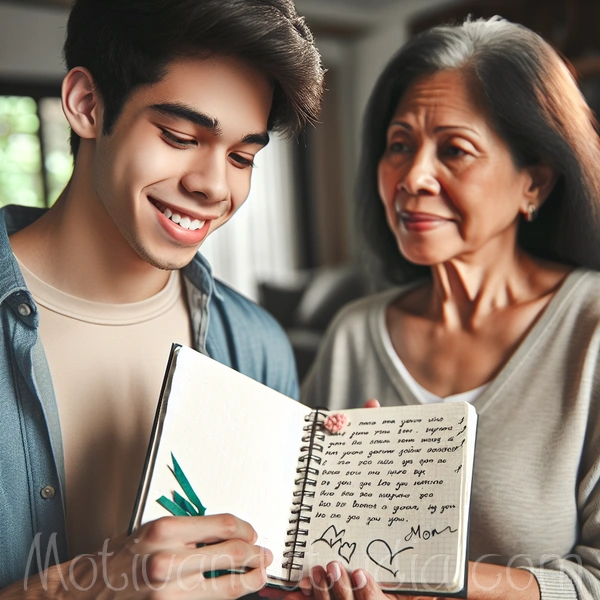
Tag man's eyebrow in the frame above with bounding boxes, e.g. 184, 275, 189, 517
243, 132, 270, 147
150, 102, 270, 146
150, 102, 221, 134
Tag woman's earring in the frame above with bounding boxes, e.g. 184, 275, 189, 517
525, 203, 538, 222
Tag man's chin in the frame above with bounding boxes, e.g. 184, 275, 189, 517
134, 245, 199, 272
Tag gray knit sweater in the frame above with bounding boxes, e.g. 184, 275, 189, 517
302, 268, 600, 600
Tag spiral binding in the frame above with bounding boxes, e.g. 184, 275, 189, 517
282, 409, 327, 575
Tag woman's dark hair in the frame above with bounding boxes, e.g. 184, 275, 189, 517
64, 0, 325, 156
358, 17, 600, 283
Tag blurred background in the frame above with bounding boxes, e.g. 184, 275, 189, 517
1, 0, 599, 380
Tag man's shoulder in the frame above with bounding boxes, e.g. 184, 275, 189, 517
201, 275, 299, 399
212, 277, 287, 334
183, 253, 283, 331
0, 204, 45, 236
182, 253, 290, 343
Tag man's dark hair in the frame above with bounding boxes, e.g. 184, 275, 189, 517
64, 0, 324, 156
357, 17, 600, 284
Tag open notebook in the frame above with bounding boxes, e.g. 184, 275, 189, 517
130, 344, 477, 597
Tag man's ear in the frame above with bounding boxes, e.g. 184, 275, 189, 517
61, 67, 103, 140
520, 162, 558, 214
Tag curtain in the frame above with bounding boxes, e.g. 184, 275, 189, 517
199, 134, 300, 301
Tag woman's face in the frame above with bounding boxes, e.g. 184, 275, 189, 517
377, 69, 535, 267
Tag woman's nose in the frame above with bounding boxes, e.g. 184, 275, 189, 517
399, 149, 441, 196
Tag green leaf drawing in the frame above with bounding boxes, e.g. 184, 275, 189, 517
157, 453, 206, 517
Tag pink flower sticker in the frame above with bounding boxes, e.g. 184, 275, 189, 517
324, 412, 348, 434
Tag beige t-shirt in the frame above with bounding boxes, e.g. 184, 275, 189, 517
18, 261, 192, 558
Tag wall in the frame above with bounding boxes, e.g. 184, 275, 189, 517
0, 2, 68, 81
352, 0, 461, 143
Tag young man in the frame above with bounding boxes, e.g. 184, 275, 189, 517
0, 0, 323, 596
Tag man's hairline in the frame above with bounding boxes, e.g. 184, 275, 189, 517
98, 53, 274, 143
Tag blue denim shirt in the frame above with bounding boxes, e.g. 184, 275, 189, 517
0, 205, 298, 588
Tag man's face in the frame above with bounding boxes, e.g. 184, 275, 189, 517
91, 56, 272, 271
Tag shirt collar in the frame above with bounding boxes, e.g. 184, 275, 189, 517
0, 205, 44, 301
183, 251, 224, 301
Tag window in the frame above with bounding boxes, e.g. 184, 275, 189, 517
0, 82, 72, 208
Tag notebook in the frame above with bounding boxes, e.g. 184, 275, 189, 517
130, 344, 477, 597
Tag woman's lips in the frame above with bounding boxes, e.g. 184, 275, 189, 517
400, 211, 451, 232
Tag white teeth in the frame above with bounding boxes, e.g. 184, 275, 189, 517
159, 203, 205, 231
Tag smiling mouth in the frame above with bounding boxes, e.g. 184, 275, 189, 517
152, 199, 206, 231
401, 211, 447, 223
399, 211, 451, 232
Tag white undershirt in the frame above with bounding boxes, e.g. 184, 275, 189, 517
377, 300, 488, 404
18, 260, 192, 557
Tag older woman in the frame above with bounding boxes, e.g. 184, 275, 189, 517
299, 16, 600, 600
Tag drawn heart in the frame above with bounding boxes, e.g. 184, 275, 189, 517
338, 541, 357, 563
366, 539, 414, 578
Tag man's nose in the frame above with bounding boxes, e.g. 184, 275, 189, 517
180, 152, 228, 202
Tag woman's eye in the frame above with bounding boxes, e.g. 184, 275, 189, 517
160, 128, 196, 148
388, 141, 410, 153
443, 145, 467, 157
230, 153, 255, 168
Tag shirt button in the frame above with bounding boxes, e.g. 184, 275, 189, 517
40, 485, 55, 499
17, 303, 32, 317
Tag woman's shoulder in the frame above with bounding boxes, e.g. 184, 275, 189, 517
544, 267, 600, 328
562, 268, 600, 304
573, 267, 600, 285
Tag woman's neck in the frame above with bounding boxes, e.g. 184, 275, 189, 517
427, 250, 555, 331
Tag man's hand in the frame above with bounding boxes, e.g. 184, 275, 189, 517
2, 514, 272, 599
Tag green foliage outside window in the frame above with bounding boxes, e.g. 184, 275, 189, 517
39, 98, 73, 205
0, 95, 72, 208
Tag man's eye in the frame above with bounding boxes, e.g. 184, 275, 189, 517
160, 128, 196, 148
230, 153, 255, 168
